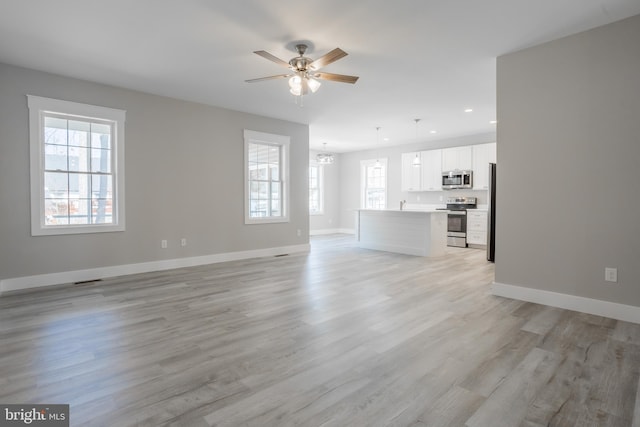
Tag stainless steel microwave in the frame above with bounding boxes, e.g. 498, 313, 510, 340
442, 170, 473, 189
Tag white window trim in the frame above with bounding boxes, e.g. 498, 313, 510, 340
244, 129, 290, 224
360, 158, 388, 209
27, 95, 126, 236
309, 162, 324, 216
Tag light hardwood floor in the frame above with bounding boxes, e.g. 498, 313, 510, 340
2, 234, 640, 426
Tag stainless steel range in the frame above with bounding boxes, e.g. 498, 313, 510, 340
440, 196, 477, 248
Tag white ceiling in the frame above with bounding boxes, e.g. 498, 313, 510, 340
1, 1, 639, 152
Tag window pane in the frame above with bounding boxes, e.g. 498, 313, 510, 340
45, 199, 69, 225
250, 181, 261, 200
44, 118, 68, 146
309, 188, 319, 213
92, 198, 112, 224
271, 183, 280, 199
69, 173, 90, 200
257, 144, 269, 164
249, 164, 259, 180
91, 175, 112, 199
248, 143, 258, 162
257, 164, 268, 180
250, 200, 267, 218
68, 146, 90, 172
270, 164, 279, 181
44, 172, 68, 198
258, 181, 268, 199
44, 144, 68, 171
366, 189, 386, 209
69, 199, 91, 224
91, 148, 111, 173
271, 200, 281, 216
268, 146, 280, 164
91, 124, 111, 148
68, 120, 90, 147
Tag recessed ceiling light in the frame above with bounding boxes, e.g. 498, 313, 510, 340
489, 120, 497, 124
383, 137, 390, 141
430, 130, 437, 134
464, 108, 473, 113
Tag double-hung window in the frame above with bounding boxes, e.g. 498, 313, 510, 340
28, 95, 126, 236
309, 163, 324, 215
244, 130, 290, 224
361, 158, 388, 209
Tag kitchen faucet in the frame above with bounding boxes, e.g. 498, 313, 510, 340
400, 200, 406, 210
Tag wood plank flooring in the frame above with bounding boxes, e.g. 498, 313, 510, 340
1, 234, 640, 426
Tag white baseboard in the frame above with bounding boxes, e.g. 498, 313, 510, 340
309, 228, 355, 236
491, 282, 640, 324
0, 243, 311, 294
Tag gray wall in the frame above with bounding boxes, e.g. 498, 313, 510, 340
337, 133, 496, 231
495, 14, 640, 305
0, 62, 309, 281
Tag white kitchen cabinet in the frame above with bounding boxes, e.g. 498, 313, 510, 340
442, 146, 472, 171
472, 142, 497, 190
466, 210, 488, 245
421, 149, 442, 191
401, 152, 422, 192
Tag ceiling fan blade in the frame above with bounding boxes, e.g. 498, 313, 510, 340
309, 48, 348, 70
253, 51, 291, 68
314, 72, 359, 84
245, 74, 290, 83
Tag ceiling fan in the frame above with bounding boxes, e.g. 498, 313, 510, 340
245, 44, 359, 98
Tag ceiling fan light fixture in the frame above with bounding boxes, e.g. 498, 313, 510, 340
307, 77, 321, 93
289, 75, 301, 89
247, 44, 358, 104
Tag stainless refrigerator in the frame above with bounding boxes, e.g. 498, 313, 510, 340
487, 163, 496, 262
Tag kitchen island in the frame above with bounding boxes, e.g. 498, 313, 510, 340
356, 209, 448, 257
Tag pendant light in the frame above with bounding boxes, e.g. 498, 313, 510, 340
412, 119, 422, 167
316, 142, 334, 164
374, 127, 382, 169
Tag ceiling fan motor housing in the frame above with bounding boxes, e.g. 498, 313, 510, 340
290, 44, 312, 71
289, 57, 312, 71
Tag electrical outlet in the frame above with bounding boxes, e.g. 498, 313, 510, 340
181, 238, 187, 247
605, 267, 617, 283
161, 240, 168, 249
296, 229, 301, 237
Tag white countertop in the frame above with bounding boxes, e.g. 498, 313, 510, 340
358, 208, 448, 213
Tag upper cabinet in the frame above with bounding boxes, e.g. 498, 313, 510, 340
441, 146, 473, 171
401, 152, 423, 192
401, 142, 495, 192
472, 143, 497, 190
421, 149, 442, 191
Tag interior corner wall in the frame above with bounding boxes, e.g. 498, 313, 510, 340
495, 14, 640, 306
0, 62, 309, 284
